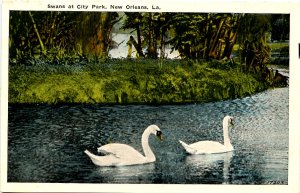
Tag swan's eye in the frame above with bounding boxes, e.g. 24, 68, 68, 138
156, 131, 162, 136
156, 130, 163, 140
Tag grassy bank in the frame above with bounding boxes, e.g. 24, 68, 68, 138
9, 59, 267, 104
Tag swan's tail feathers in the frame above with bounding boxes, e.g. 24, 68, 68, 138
84, 150, 97, 159
84, 150, 103, 166
179, 140, 196, 154
85, 149, 118, 166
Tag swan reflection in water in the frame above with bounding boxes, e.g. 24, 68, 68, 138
185, 151, 233, 184
89, 163, 156, 183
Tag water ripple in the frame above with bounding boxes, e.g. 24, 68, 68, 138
8, 88, 288, 184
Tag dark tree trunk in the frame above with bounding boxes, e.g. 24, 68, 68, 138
76, 12, 118, 59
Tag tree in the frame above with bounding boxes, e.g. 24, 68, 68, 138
168, 13, 240, 60
9, 11, 33, 61
10, 11, 79, 62
9, 11, 120, 62
238, 14, 272, 72
28, 11, 46, 55
122, 12, 145, 58
168, 13, 206, 59
270, 14, 289, 41
76, 12, 120, 60
122, 12, 173, 59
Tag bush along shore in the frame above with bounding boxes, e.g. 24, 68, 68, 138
9, 59, 270, 105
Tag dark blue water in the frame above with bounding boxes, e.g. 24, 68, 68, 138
8, 87, 288, 184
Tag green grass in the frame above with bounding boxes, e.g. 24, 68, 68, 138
231, 42, 289, 51
269, 42, 289, 51
9, 59, 268, 104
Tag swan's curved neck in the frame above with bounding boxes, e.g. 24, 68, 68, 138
223, 120, 232, 148
141, 128, 156, 162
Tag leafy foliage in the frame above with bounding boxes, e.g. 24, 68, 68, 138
9, 11, 80, 62
168, 13, 240, 60
9, 11, 288, 66
121, 12, 173, 58
8, 11, 289, 104
238, 14, 272, 69
9, 59, 267, 104
9, 11, 119, 62
271, 14, 289, 41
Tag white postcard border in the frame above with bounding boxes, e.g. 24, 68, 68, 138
1, 0, 299, 192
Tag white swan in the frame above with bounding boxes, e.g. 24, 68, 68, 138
84, 124, 163, 166
179, 116, 234, 154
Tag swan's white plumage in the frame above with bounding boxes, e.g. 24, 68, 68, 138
179, 140, 232, 154
84, 124, 162, 166
84, 144, 146, 166
179, 116, 234, 155
98, 143, 145, 159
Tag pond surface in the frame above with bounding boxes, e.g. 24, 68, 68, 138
109, 33, 179, 59
8, 87, 288, 184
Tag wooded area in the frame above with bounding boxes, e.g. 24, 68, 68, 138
9, 12, 289, 64
8, 12, 289, 104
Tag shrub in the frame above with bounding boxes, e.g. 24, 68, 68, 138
9, 59, 268, 104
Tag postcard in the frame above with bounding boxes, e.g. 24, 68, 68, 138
1, 0, 299, 192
